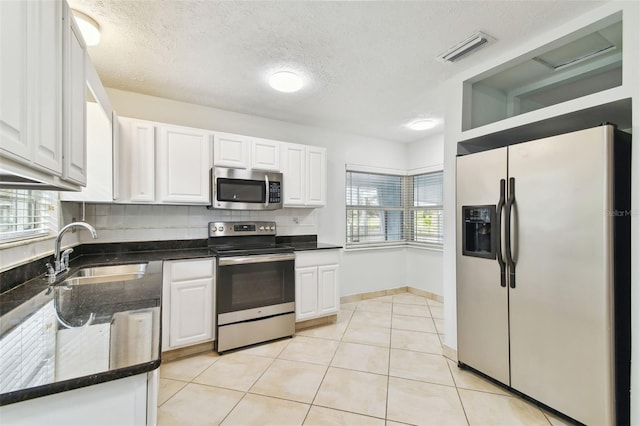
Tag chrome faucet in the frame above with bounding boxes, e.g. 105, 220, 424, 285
47, 221, 98, 281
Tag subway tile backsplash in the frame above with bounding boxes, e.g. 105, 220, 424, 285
73, 203, 318, 244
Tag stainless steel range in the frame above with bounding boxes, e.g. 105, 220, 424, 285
208, 221, 295, 353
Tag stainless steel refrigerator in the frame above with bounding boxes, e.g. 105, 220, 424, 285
456, 124, 631, 425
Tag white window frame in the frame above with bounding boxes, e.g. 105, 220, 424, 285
345, 165, 443, 250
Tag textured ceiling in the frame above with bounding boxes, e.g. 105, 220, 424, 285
69, 0, 605, 143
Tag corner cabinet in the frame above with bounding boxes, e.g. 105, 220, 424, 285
295, 250, 340, 322
116, 117, 212, 205
281, 143, 327, 207
0, 0, 87, 189
162, 258, 216, 351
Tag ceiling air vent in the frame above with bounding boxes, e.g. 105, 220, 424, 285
436, 32, 493, 63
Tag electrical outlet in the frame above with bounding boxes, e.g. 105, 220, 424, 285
293, 217, 299, 224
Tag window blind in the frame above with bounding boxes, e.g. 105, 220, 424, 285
409, 172, 444, 245
346, 171, 404, 245
0, 189, 58, 242
346, 169, 443, 248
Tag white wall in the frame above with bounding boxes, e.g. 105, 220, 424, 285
103, 89, 447, 297
404, 134, 445, 295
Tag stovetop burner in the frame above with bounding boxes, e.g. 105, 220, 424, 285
207, 221, 293, 257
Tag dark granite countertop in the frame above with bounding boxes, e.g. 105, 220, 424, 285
275, 235, 342, 251
0, 235, 339, 406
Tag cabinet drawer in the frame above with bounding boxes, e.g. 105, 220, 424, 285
295, 250, 340, 268
169, 258, 215, 281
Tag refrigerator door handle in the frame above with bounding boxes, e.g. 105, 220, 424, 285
505, 177, 516, 288
496, 179, 507, 287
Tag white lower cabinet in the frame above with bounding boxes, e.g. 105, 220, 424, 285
295, 250, 340, 322
0, 370, 157, 426
162, 258, 216, 351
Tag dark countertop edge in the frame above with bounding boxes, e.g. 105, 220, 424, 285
2, 236, 341, 293
0, 359, 161, 406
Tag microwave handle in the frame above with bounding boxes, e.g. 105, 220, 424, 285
264, 175, 270, 208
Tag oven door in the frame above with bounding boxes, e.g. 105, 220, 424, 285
217, 253, 295, 325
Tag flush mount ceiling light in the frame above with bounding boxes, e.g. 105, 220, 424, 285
408, 119, 437, 131
269, 71, 303, 93
436, 31, 493, 63
72, 10, 101, 46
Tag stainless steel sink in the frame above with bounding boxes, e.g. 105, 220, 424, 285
64, 263, 147, 285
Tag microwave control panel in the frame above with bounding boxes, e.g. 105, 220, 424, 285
269, 181, 281, 203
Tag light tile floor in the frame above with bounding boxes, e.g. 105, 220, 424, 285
157, 293, 570, 426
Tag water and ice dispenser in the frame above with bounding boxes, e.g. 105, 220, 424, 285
462, 205, 496, 259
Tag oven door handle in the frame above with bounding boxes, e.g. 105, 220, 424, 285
219, 253, 295, 266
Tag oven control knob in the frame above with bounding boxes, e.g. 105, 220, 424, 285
218, 226, 224, 232
270, 226, 275, 231
259, 226, 265, 231
211, 226, 217, 232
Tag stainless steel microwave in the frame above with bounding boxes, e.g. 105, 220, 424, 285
209, 167, 283, 210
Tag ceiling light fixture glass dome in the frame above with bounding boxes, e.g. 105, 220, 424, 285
72, 10, 101, 46
408, 119, 437, 131
269, 71, 303, 93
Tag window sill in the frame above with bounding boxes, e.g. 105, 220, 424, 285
344, 242, 444, 252
344, 243, 407, 252
0, 234, 55, 250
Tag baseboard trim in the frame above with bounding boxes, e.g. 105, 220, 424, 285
442, 344, 457, 362
162, 341, 214, 361
295, 314, 338, 331
340, 286, 443, 304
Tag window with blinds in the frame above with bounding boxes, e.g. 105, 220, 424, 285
346, 171, 404, 246
409, 172, 444, 246
0, 189, 58, 242
346, 170, 443, 248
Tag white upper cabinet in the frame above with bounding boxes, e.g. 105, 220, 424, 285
0, 0, 30, 163
0, 0, 88, 190
62, 7, 87, 185
118, 117, 156, 203
61, 102, 113, 202
1, 0, 64, 176
213, 132, 250, 169
32, 0, 63, 175
281, 143, 306, 206
251, 137, 280, 171
281, 142, 327, 207
117, 117, 213, 204
305, 146, 327, 206
158, 124, 211, 204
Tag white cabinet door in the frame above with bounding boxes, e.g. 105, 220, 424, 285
295, 267, 319, 321
120, 118, 156, 203
62, 13, 87, 185
158, 124, 211, 204
0, 0, 29, 163
32, 0, 63, 175
317, 265, 339, 316
60, 102, 113, 202
251, 138, 280, 171
213, 132, 249, 169
281, 143, 306, 206
170, 278, 214, 348
305, 146, 326, 206
163, 258, 216, 351
1, 0, 63, 175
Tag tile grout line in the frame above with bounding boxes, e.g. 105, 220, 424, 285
302, 301, 356, 425
446, 359, 472, 426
